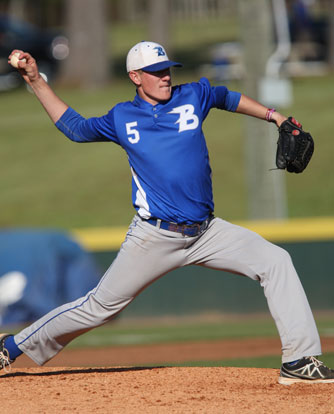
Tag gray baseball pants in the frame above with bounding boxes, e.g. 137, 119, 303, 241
15, 215, 321, 365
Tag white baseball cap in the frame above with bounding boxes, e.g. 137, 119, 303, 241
126, 41, 182, 72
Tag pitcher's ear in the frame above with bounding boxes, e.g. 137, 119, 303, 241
129, 70, 142, 86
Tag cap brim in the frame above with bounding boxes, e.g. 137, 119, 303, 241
141, 60, 182, 72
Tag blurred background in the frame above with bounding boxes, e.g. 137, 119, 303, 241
0, 0, 333, 334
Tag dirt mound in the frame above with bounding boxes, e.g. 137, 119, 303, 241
2, 366, 333, 413
2, 337, 334, 412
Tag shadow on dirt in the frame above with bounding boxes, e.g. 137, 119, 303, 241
0, 365, 167, 378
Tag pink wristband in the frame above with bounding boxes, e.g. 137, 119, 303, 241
266, 108, 276, 122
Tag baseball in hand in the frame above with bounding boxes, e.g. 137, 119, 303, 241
10, 52, 26, 68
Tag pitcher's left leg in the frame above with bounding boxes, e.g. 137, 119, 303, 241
187, 218, 321, 363
13, 216, 187, 366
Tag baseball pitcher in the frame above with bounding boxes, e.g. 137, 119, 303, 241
1, 41, 331, 385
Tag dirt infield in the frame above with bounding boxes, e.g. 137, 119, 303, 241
2, 337, 334, 413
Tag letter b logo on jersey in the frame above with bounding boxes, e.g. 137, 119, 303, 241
168, 104, 199, 132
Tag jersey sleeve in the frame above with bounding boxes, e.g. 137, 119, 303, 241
191, 77, 241, 116
55, 107, 120, 144
213, 86, 241, 112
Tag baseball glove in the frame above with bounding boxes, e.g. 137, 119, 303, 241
276, 117, 314, 173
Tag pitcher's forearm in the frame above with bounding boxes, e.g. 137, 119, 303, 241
236, 94, 287, 127
29, 75, 68, 123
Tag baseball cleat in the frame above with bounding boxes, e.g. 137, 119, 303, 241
279, 356, 334, 385
0, 333, 14, 373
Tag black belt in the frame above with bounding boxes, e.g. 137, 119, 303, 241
143, 214, 214, 237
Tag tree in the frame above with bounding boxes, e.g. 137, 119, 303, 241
60, 0, 109, 88
329, 0, 334, 68
148, 0, 170, 50
238, 0, 288, 220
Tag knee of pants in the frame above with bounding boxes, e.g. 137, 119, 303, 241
258, 244, 294, 280
85, 291, 133, 324
271, 244, 292, 265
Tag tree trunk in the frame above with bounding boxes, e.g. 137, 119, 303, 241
328, 0, 334, 68
60, 0, 109, 88
148, 0, 170, 51
238, 0, 288, 220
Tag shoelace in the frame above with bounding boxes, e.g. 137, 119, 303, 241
0, 349, 12, 373
309, 356, 324, 368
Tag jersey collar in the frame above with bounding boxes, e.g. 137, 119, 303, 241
132, 90, 174, 109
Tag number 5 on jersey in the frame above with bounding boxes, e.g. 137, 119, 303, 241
126, 121, 140, 144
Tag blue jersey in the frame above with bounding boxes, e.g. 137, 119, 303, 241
56, 77, 241, 224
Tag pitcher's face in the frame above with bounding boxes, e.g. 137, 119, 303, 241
129, 68, 172, 105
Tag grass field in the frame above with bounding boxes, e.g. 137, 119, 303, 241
62, 313, 334, 347
173, 354, 334, 369
71, 315, 334, 369
6, 313, 334, 368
